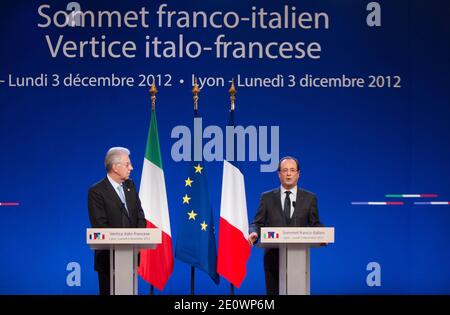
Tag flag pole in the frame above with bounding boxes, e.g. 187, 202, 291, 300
149, 81, 158, 296
190, 78, 200, 296
190, 266, 195, 295
229, 79, 237, 295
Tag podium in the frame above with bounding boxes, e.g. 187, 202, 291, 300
86, 228, 161, 295
259, 227, 334, 295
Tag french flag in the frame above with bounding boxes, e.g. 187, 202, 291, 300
217, 160, 251, 288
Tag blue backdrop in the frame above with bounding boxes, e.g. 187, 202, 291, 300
1, 0, 449, 294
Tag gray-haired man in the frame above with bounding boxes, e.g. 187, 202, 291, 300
88, 147, 146, 295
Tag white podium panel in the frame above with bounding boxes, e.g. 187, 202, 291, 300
260, 227, 334, 295
87, 228, 161, 295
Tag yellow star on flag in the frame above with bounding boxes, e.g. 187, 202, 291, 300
187, 210, 198, 220
194, 164, 203, 174
200, 221, 208, 231
182, 194, 191, 204
185, 177, 194, 187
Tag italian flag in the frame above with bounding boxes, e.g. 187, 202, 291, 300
217, 160, 251, 287
138, 108, 173, 291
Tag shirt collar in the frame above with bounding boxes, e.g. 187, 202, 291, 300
107, 174, 122, 190
281, 185, 297, 197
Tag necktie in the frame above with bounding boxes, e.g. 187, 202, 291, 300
284, 191, 291, 223
117, 185, 129, 213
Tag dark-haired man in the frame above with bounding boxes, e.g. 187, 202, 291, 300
248, 156, 323, 295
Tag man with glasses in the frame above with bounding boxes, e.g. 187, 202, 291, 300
248, 156, 323, 295
88, 147, 146, 295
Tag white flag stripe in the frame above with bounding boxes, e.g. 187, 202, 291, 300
220, 160, 249, 238
139, 158, 171, 236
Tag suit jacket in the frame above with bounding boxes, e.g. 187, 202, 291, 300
88, 177, 146, 272
249, 187, 323, 238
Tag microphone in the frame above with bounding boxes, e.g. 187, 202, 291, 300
292, 201, 296, 208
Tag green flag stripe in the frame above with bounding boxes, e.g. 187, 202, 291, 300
145, 110, 163, 169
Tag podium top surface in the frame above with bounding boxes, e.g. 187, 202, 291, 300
86, 228, 162, 249
260, 227, 334, 245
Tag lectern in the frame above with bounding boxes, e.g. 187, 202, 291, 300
259, 227, 334, 295
86, 228, 161, 295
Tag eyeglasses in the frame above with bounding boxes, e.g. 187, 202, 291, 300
280, 169, 298, 174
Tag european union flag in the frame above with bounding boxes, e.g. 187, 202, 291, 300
175, 151, 220, 284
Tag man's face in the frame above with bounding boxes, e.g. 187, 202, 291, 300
112, 154, 133, 182
278, 159, 299, 189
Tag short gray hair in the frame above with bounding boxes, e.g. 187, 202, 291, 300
104, 147, 130, 172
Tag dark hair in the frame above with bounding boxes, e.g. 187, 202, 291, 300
277, 156, 300, 172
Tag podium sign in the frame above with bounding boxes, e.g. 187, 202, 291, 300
86, 228, 161, 295
87, 228, 161, 248
260, 227, 335, 295
261, 227, 334, 244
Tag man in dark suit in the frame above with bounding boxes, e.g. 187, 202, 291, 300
248, 156, 323, 295
88, 147, 146, 295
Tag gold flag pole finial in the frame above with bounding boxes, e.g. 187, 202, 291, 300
229, 79, 236, 111
192, 77, 200, 111
150, 82, 158, 111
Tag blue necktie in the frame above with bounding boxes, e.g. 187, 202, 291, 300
117, 185, 129, 214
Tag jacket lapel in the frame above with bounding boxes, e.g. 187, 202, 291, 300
272, 188, 284, 220
122, 181, 133, 219
291, 188, 303, 219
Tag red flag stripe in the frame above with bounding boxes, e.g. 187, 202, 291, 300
217, 217, 251, 288
138, 220, 174, 291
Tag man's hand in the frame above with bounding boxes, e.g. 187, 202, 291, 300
248, 232, 258, 246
